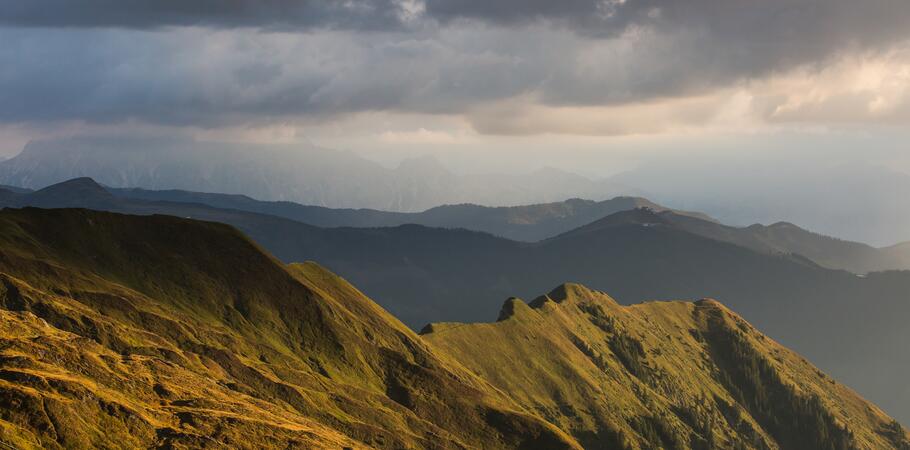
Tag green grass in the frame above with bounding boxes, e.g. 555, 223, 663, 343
0, 208, 576, 450
424, 285, 910, 449
1, 208, 906, 449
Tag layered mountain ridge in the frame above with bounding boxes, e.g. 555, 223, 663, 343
3, 179, 910, 424
5, 178, 909, 274
107, 185, 713, 242
0, 137, 634, 212
0, 207, 906, 449
560, 208, 910, 274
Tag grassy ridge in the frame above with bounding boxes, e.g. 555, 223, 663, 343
423, 284, 910, 449
0, 208, 575, 449
0, 207, 906, 449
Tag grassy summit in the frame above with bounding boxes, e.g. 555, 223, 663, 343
423, 284, 910, 449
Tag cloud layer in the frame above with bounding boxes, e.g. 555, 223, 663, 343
0, 0, 419, 30
1, 0, 910, 137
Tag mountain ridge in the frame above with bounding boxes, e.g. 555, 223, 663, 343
423, 283, 910, 449
13, 178, 907, 274
0, 207, 577, 449
107, 184, 710, 242
4, 179, 910, 423
0, 136, 635, 212
555, 207, 910, 273
0, 207, 907, 449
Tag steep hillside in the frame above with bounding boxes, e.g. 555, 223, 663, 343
424, 284, 910, 449
304, 213, 910, 424
0, 208, 906, 449
0, 208, 575, 449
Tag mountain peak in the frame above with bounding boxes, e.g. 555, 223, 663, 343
769, 221, 800, 229
591, 207, 671, 226
527, 283, 618, 310
545, 282, 594, 303
497, 296, 534, 321
21, 177, 114, 208
694, 297, 725, 308
548, 207, 672, 240
34, 177, 110, 197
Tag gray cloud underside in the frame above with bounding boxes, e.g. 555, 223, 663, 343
7, 0, 910, 37
0, 0, 415, 30
1, 0, 909, 129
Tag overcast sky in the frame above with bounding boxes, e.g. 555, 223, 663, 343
2, 0, 910, 173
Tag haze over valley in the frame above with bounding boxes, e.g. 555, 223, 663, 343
4, 136, 910, 246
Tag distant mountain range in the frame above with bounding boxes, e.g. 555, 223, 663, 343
1, 207, 906, 448
0, 136, 635, 211
11, 178, 903, 273
108, 185, 712, 242
3, 178, 910, 423
614, 156, 910, 247
5, 137, 910, 247
558, 207, 910, 274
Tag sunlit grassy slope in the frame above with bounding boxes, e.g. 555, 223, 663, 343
0, 207, 575, 449
0, 207, 907, 449
423, 284, 910, 450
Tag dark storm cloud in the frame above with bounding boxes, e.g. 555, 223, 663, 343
427, 0, 910, 38
431, 0, 910, 96
6, 0, 910, 44
0, 0, 415, 30
1, 0, 910, 130
0, 26, 545, 126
